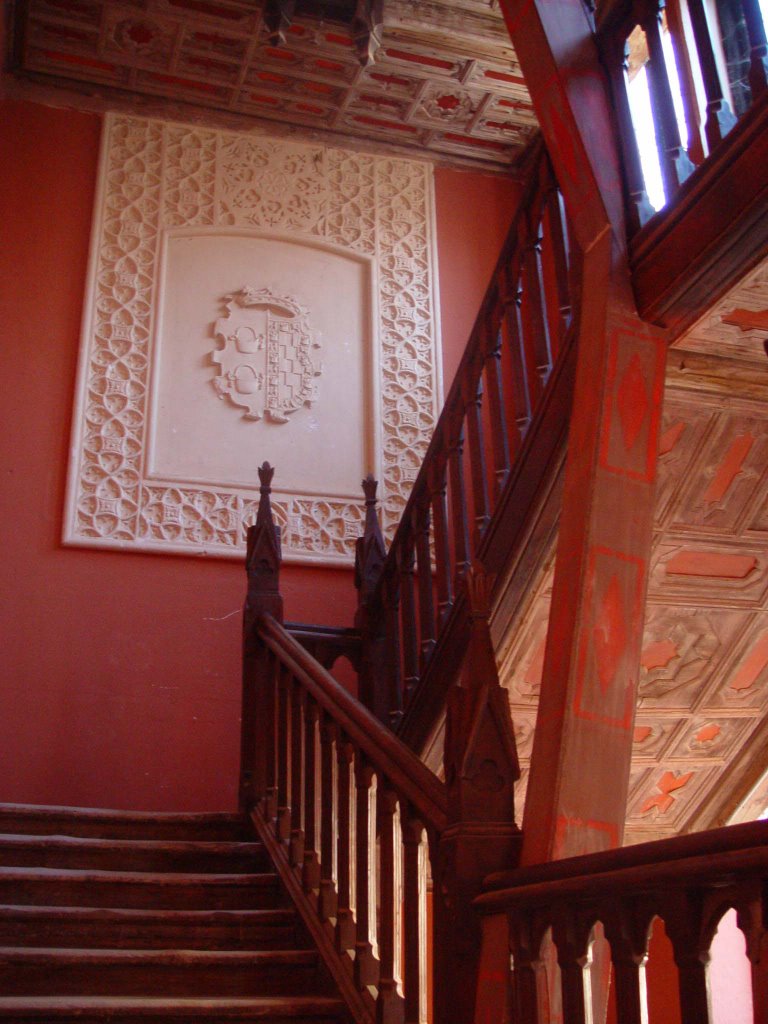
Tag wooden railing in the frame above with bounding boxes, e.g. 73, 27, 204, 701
474, 818, 768, 1023
356, 139, 576, 735
597, 0, 768, 231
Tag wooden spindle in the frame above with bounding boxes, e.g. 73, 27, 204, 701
644, 6, 696, 198
687, 0, 738, 148
399, 540, 419, 704
335, 738, 356, 955
483, 312, 511, 496
354, 757, 379, 991
413, 502, 436, 665
607, 910, 650, 1024
500, 266, 532, 442
742, 0, 768, 98
402, 811, 428, 1024
522, 217, 554, 389
376, 786, 405, 1024
543, 184, 573, 342
463, 371, 491, 538
383, 570, 403, 726
447, 422, 471, 585
674, 949, 710, 1024
302, 697, 321, 893
428, 457, 453, 625
289, 679, 305, 868
318, 714, 338, 921
275, 665, 291, 842
264, 649, 279, 822
509, 919, 544, 1024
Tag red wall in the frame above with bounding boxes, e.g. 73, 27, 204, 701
0, 100, 519, 812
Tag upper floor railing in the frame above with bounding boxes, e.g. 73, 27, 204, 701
596, 0, 768, 234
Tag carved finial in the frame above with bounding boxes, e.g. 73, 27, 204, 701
258, 461, 274, 491
355, 474, 386, 604
245, 462, 282, 623
362, 473, 378, 506
464, 560, 494, 621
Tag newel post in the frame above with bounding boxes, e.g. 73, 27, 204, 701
239, 462, 284, 815
433, 562, 522, 1024
354, 475, 389, 721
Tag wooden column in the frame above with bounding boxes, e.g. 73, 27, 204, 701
240, 461, 284, 814
499, 0, 668, 864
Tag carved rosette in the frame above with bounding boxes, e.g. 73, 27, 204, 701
64, 113, 440, 565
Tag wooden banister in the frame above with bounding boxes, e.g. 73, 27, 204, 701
474, 818, 768, 1022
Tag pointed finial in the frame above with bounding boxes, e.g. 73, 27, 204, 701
258, 462, 275, 490
362, 474, 378, 506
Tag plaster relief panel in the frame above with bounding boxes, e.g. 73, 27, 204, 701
649, 541, 767, 607
653, 399, 714, 530
64, 114, 441, 564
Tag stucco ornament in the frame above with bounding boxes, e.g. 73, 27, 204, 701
212, 288, 322, 422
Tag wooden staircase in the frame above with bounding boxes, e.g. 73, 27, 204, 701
0, 803, 349, 1023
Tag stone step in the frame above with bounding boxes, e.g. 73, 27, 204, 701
0, 906, 300, 950
0, 948, 330, 998
0, 834, 270, 874
0, 996, 348, 1023
0, 868, 283, 910
0, 805, 247, 842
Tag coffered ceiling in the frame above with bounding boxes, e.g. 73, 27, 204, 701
4, 0, 536, 169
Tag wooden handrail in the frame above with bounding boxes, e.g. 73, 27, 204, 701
257, 613, 448, 833
474, 818, 768, 1022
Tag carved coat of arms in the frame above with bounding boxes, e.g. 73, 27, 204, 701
212, 287, 322, 422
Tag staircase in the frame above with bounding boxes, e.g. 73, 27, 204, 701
0, 803, 349, 1023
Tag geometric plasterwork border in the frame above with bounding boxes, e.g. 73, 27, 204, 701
64, 113, 442, 565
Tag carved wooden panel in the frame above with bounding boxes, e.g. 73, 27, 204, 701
63, 113, 441, 564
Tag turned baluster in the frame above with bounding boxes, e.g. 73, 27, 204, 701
605, 904, 652, 1024
413, 501, 436, 666
522, 213, 554, 390
354, 757, 379, 991
500, 261, 532, 443
483, 308, 511, 496
318, 714, 338, 922
302, 698, 321, 893
643, 4, 696, 198
275, 665, 291, 842
264, 649, 279, 822
399, 539, 419, 705
383, 569, 403, 725
463, 370, 491, 539
428, 457, 453, 626
542, 182, 572, 347
402, 810, 428, 1024
335, 737, 356, 955
687, 0, 737, 148
553, 916, 590, 1024
447, 421, 471, 586
665, 892, 710, 1024
509, 916, 544, 1024
376, 786, 405, 1024
289, 680, 305, 868
737, 888, 768, 1024
742, 0, 768, 98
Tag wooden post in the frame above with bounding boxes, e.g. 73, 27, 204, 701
239, 461, 284, 814
434, 562, 522, 1024
499, 0, 669, 865
354, 475, 388, 721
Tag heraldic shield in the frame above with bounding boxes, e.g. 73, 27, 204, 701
212, 287, 322, 422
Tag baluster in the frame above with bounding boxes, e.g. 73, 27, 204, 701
553, 916, 590, 1024
335, 738, 356, 955
643, 5, 696, 198
483, 309, 511, 496
500, 262, 532, 443
302, 698, 321, 894
275, 665, 291, 842
737, 887, 768, 1024
428, 456, 453, 625
687, 0, 738, 148
399, 539, 419, 706
607, 33, 657, 231
606, 904, 651, 1024
742, 0, 768, 98
447, 421, 471, 586
522, 213, 554, 389
413, 502, 436, 665
384, 570, 403, 726
542, 183, 573, 346
665, 893, 710, 1024
354, 757, 379, 991
289, 680, 305, 868
402, 810, 427, 1024
318, 715, 338, 922
264, 649, 278, 822
376, 786, 405, 1024
510, 917, 543, 1024
463, 370, 491, 539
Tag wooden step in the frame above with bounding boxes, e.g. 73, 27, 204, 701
0, 834, 270, 873
0, 805, 247, 842
0, 868, 283, 910
0, 906, 300, 950
0, 996, 347, 1022
0, 948, 330, 997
